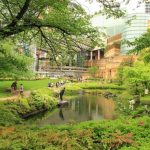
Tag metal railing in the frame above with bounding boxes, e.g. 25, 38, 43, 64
39, 66, 87, 72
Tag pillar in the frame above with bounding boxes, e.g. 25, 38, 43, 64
90, 51, 93, 61
98, 50, 100, 60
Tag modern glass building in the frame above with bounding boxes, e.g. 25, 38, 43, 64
121, 13, 150, 54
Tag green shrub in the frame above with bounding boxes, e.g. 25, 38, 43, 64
0, 107, 21, 126
0, 117, 150, 149
0, 88, 58, 126
29, 90, 57, 110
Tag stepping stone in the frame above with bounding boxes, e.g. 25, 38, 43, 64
57, 100, 69, 107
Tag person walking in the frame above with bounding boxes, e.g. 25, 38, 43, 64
11, 81, 17, 94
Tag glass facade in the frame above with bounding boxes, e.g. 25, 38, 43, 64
121, 13, 150, 54
145, 2, 150, 14
107, 25, 124, 37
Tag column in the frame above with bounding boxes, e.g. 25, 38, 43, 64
98, 50, 100, 60
90, 51, 93, 61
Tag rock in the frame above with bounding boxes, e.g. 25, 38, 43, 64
103, 92, 117, 99
57, 100, 69, 107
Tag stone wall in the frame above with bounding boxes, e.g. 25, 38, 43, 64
84, 55, 137, 79
83, 33, 138, 80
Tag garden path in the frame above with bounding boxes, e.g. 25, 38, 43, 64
0, 91, 30, 101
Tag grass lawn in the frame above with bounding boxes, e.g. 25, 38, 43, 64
0, 79, 59, 98
141, 95, 150, 105
0, 79, 126, 98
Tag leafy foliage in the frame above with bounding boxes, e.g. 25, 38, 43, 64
121, 61, 150, 95
130, 30, 150, 63
0, 0, 125, 65
132, 30, 150, 54
117, 51, 150, 95
102, 130, 136, 149
0, 88, 57, 126
0, 116, 150, 149
29, 89, 57, 110
0, 39, 33, 78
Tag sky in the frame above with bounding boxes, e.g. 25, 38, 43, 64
76, 0, 145, 27
76, 0, 145, 14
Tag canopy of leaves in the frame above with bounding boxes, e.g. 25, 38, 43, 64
0, 0, 125, 49
130, 30, 150, 63
117, 54, 150, 95
0, 39, 33, 78
132, 30, 150, 52
123, 61, 150, 84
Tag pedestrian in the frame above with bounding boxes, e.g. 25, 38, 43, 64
19, 83, 24, 96
56, 82, 60, 88
48, 82, 51, 87
11, 81, 17, 94
59, 87, 65, 101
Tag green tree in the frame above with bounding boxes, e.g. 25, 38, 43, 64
131, 30, 150, 63
121, 61, 150, 95
117, 57, 134, 85
0, 39, 33, 78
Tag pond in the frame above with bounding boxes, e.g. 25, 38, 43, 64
28, 94, 117, 126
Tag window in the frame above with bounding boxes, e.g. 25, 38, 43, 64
145, 2, 150, 14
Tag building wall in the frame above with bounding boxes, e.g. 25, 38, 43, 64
84, 54, 137, 80
83, 13, 150, 80
121, 13, 150, 54
105, 33, 121, 58
84, 33, 137, 80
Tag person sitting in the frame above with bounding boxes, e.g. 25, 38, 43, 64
59, 87, 65, 101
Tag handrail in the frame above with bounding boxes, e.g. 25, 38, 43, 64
40, 66, 87, 71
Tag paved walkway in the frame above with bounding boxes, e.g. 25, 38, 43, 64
0, 91, 30, 101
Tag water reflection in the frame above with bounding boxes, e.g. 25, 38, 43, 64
59, 108, 64, 120
32, 94, 116, 126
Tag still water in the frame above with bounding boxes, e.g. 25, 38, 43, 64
29, 94, 116, 126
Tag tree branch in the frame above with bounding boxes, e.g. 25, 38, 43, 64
8, 0, 31, 27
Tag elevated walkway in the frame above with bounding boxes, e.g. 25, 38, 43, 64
36, 66, 88, 77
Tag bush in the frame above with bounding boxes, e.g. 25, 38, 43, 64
0, 88, 58, 126
29, 90, 57, 110
0, 106, 21, 126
